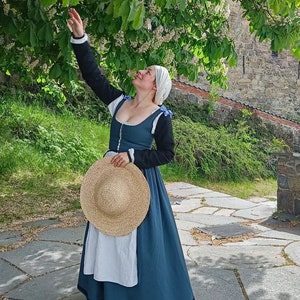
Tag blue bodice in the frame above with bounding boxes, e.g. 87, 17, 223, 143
108, 100, 163, 152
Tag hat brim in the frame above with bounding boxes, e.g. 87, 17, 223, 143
80, 157, 150, 236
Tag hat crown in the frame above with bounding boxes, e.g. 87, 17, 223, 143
80, 157, 150, 236
95, 177, 130, 217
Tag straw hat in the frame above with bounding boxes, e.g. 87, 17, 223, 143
80, 157, 150, 236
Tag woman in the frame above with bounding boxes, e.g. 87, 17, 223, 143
67, 8, 194, 300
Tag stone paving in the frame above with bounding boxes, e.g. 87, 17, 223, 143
1, 181, 300, 300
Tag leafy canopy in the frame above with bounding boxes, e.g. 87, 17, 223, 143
0, 0, 299, 94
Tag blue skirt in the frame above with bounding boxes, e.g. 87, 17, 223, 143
78, 167, 194, 300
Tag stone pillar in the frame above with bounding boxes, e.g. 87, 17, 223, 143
294, 130, 300, 153
277, 152, 300, 215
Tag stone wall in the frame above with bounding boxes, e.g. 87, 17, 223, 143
170, 81, 300, 152
191, 0, 300, 122
277, 153, 300, 215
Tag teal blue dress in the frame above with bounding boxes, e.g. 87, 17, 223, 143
72, 39, 194, 300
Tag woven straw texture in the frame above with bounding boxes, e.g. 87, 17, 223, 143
80, 157, 150, 236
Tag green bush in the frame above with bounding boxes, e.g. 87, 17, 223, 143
163, 100, 288, 181
173, 117, 263, 180
33, 125, 99, 171
1, 90, 287, 183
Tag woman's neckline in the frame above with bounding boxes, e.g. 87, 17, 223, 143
114, 98, 160, 126
115, 107, 161, 126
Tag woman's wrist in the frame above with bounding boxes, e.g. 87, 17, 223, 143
70, 33, 88, 44
72, 33, 85, 39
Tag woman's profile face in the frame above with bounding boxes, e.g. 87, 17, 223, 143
132, 66, 156, 92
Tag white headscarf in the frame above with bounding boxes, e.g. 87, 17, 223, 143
154, 65, 172, 105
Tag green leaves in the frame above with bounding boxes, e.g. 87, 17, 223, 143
0, 0, 299, 102
49, 63, 63, 79
239, 0, 300, 55
40, 0, 81, 7
37, 23, 53, 44
106, 0, 145, 30
132, 2, 145, 29
268, 0, 299, 17
40, 0, 57, 6
291, 41, 300, 59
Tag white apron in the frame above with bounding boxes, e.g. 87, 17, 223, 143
83, 151, 138, 287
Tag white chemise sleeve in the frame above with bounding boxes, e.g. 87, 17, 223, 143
107, 94, 125, 116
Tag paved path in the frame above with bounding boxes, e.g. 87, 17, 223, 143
1, 182, 300, 300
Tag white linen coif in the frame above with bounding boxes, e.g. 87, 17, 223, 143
154, 65, 172, 105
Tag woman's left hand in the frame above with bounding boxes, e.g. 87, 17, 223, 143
111, 152, 130, 168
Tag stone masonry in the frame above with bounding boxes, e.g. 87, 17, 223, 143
277, 152, 300, 215
170, 81, 300, 152
192, 0, 300, 122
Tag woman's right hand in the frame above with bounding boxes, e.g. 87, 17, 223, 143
67, 8, 84, 38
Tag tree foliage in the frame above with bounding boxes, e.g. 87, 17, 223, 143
239, 0, 300, 58
0, 0, 299, 97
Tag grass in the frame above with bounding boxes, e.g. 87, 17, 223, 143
159, 163, 277, 199
0, 95, 278, 228
0, 97, 109, 227
197, 178, 277, 199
